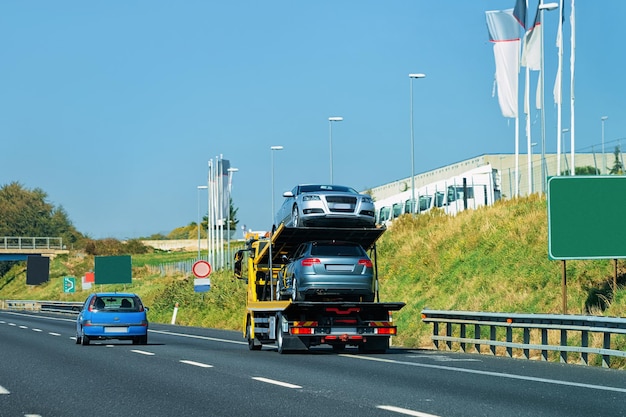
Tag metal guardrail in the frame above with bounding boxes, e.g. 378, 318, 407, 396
1, 300, 83, 314
0, 236, 64, 250
421, 309, 626, 368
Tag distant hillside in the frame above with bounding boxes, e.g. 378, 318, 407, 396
1, 194, 624, 364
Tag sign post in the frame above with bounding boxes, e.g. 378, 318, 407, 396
192, 260, 212, 293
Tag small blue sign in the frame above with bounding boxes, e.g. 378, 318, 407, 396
194, 278, 211, 293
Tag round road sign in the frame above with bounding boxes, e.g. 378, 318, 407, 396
192, 260, 212, 278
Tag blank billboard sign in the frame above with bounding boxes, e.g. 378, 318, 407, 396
94, 255, 132, 284
547, 176, 626, 260
26, 256, 50, 285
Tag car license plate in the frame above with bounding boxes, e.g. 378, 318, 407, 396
326, 265, 354, 272
104, 327, 128, 333
331, 203, 351, 210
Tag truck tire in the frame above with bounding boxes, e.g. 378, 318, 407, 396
247, 320, 261, 351
276, 313, 288, 354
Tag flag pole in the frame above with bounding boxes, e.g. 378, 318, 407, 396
556, 0, 564, 175
570, 0, 576, 175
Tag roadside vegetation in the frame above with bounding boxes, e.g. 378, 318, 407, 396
1, 186, 624, 367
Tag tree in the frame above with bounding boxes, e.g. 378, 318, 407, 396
199, 198, 239, 231
609, 145, 624, 175
0, 182, 83, 244
561, 166, 600, 176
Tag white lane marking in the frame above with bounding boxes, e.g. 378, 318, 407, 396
0, 385, 9, 394
180, 360, 213, 368
19, 325, 28, 329
24, 414, 42, 417
149, 329, 247, 345
131, 349, 155, 356
377, 405, 440, 417
342, 354, 626, 394
252, 377, 302, 389
32, 328, 42, 332
407, 354, 480, 362
49, 332, 61, 336
8, 323, 16, 326
0, 320, 5, 324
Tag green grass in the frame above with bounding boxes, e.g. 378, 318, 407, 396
1, 194, 624, 367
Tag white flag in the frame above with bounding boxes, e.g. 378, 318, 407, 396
486, 9, 520, 119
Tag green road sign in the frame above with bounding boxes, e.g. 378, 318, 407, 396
63, 277, 76, 293
547, 176, 626, 260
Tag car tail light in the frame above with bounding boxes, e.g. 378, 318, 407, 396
358, 259, 373, 268
301, 258, 321, 267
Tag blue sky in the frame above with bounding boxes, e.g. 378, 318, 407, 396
1, 1, 624, 239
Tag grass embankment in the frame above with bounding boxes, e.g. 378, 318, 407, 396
1, 194, 624, 367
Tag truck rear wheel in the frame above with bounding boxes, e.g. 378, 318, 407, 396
276, 313, 288, 354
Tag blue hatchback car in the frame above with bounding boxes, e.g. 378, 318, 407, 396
75, 293, 149, 345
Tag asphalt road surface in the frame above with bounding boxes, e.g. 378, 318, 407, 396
1, 311, 625, 417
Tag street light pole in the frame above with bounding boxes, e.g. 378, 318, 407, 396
539, 2, 558, 193
328, 117, 343, 184
226, 167, 238, 268
409, 73, 426, 214
196, 185, 208, 259
269, 145, 283, 300
601, 116, 608, 174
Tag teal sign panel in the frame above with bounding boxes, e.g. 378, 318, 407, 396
94, 255, 132, 284
63, 277, 76, 293
547, 176, 626, 260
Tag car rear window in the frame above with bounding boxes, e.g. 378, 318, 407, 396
311, 244, 364, 257
94, 296, 142, 312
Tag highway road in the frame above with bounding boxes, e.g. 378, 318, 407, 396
1, 310, 625, 417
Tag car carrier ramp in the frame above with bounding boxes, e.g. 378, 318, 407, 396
254, 224, 386, 266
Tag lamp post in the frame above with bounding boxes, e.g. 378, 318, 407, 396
601, 116, 608, 174
226, 167, 238, 267
409, 73, 426, 214
539, 2, 559, 185
269, 145, 283, 300
196, 185, 208, 259
539, 2, 558, 193
328, 117, 343, 183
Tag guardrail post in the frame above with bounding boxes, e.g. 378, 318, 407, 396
460, 323, 466, 353
506, 326, 512, 357
602, 332, 611, 368
433, 322, 439, 349
523, 328, 530, 360
474, 324, 481, 353
445, 322, 452, 351
541, 329, 548, 361
560, 329, 568, 364
580, 330, 589, 365
489, 325, 496, 355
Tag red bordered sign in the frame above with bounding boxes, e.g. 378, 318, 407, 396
192, 260, 212, 278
